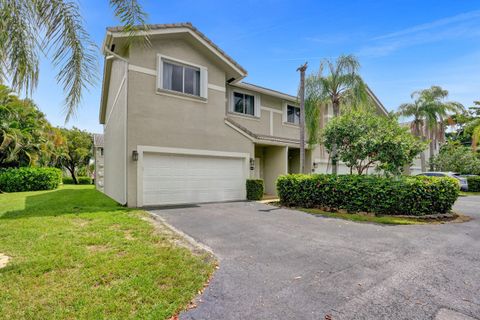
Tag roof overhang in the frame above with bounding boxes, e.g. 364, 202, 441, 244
230, 82, 298, 103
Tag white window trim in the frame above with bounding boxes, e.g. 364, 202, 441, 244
229, 88, 260, 118
282, 101, 300, 126
157, 53, 208, 100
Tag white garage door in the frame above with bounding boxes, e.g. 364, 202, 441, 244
142, 152, 247, 206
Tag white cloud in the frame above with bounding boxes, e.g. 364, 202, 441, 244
358, 10, 480, 57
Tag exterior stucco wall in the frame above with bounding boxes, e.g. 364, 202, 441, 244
103, 59, 127, 204
126, 38, 254, 207
226, 86, 300, 139
263, 146, 288, 195
94, 147, 104, 191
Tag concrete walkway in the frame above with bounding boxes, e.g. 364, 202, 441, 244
150, 196, 480, 320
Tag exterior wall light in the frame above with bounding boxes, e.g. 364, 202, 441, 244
132, 150, 139, 161
313, 161, 319, 169
250, 158, 255, 170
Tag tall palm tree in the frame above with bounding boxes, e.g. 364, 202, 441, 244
304, 55, 368, 174
0, 0, 148, 121
397, 86, 464, 171
397, 99, 428, 171
419, 86, 464, 170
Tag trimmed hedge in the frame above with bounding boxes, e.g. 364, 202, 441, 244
467, 176, 480, 192
77, 176, 92, 185
0, 167, 62, 192
277, 174, 459, 216
246, 179, 264, 200
63, 176, 92, 185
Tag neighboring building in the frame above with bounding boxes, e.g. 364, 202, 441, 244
99, 22, 387, 207
93, 133, 104, 191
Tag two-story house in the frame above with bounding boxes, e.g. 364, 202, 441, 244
99, 23, 387, 207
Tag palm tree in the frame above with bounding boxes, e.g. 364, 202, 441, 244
419, 86, 464, 170
0, 0, 148, 121
304, 55, 368, 174
397, 86, 464, 171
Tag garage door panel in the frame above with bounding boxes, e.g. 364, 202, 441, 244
142, 152, 246, 206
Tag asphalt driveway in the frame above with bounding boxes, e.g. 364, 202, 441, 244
150, 197, 480, 320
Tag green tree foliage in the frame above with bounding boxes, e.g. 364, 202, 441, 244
304, 55, 369, 173
397, 86, 465, 171
0, 84, 63, 167
322, 111, 425, 175
449, 101, 480, 152
59, 127, 92, 184
0, 0, 148, 120
431, 142, 480, 175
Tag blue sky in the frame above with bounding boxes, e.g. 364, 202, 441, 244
30, 0, 480, 133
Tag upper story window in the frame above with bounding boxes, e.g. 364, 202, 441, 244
157, 54, 208, 99
163, 61, 200, 96
286, 105, 300, 124
233, 92, 255, 116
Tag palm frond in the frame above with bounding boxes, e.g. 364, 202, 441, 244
0, 0, 39, 94
34, 0, 98, 121
110, 0, 150, 47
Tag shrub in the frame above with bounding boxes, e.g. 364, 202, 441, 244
63, 176, 92, 185
277, 174, 459, 216
77, 176, 92, 185
467, 176, 480, 192
246, 179, 264, 200
62, 177, 74, 184
0, 167, 62, 192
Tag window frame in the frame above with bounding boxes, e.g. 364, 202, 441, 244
282, 102, 300, 126
229, 89, 260, 118
157, 54, 208, 100
286, 104, 300, 124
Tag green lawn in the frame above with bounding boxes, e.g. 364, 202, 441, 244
299, 208, 425, 225
0, 185, 214, 319
460, 191, 480, 196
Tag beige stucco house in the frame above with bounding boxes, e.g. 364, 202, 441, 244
99, 22, 387, 207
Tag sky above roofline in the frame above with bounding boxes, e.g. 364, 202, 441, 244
28, 0, 480, 133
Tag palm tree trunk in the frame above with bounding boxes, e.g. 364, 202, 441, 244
331, 101, 340, 174
297, 63, 307, 174
429, 126, 436, 171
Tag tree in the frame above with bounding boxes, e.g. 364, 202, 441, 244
304, 55, 368, 174
420, 86, 464, 170
297, 62, 307, 173
0, 85, 52, 167
397, 86, 464, 171
464, 101, 480, 152
0, 0, 148, 120
431, 142, 480, 175
322, 111, 425, 176
59, 127, 92, 184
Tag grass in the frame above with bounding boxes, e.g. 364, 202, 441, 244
299, 208, 425, 225
0, 185, 215, 319
460, 191, 480, 196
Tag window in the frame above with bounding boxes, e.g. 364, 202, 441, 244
286, 105, 300, 124
162, 60, 201, 96
233, 92, 255, 116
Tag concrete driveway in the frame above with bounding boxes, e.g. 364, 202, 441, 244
150, 197, 480, 320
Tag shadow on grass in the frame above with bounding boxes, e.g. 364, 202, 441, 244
0, 187, 126, 220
